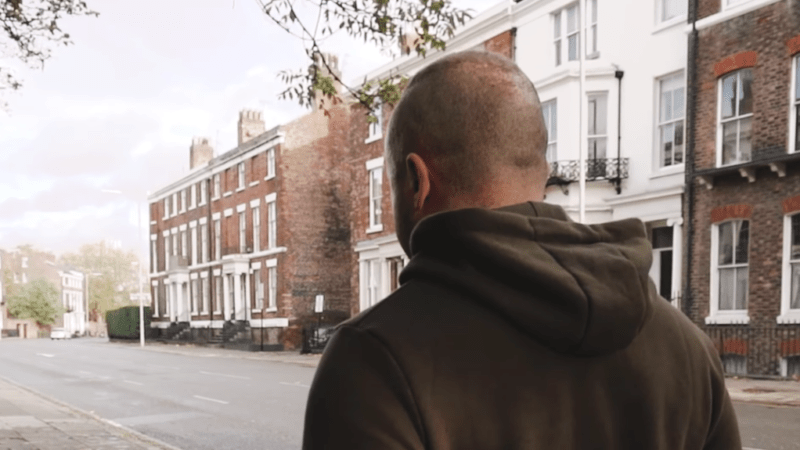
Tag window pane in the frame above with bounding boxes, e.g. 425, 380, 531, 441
662, 126, 673, 166
555, 41, 561, 66
722, 121, 738, 165
591, 25, 597, 54
554, 12, 561, 37
792, 215, 800, 260
719, 267, 734, 310
792, 263, 800, 309
567, 5, 578, 33
738, 70, 753, 115
674, 87, 685, 119
735, 267, 748, 310
652, 226, 674, 249
551, 102, 557, 140
735, 220, 749, 263
661, 90, 673, 122
588, 137, 607, 160
795, 104, 800, 152
795, 56, 800, 100
663, 0, 677, 21
738, 117, 752, 162
568, 35, 578, 61
719, 222, 733, 266
721, 74, 736, 119
546, 143, 557, 163
674, 122, 684, 163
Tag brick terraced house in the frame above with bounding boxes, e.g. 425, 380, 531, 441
147, 77, 352, 350
684, 0, 800, 377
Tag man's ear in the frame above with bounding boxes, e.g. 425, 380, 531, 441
406, 153, 431, 211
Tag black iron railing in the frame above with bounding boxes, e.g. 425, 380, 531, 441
548, 158, 630, 184
702, 326, 800, 378
301, 326, 334, 354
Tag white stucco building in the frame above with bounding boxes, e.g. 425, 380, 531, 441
353, 0, 689, 312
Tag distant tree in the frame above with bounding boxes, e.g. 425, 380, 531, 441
6, 277, 63, 326
60, 241, 140, 322
1, 0, 99, 109
258, 0, 473, 119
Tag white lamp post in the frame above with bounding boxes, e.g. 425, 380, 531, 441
102, 189, 146, 347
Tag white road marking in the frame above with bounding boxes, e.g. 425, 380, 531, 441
279, 381, 310, 388
123, 380, 143, 386
199, 370, 250, 380
36, 353, 54, 358
193, 395, 228, 405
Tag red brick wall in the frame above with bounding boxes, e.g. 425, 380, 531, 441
279, 104, 353, 349
698, 0, 722, 21
688, 1, 800, 327
693, 1, 799, 171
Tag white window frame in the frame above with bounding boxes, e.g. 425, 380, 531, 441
172, 193, 178, 216
361, 259, 382, 310
267, 263, 277, 311
191, 278, 199, 315
366, 99, 383, 143
266, 148, 276, 179
587, 92, 608, 177
190, 225, 197, 266
239, 212, 247, 253
790, 55, 799, 154
238, 162, 246, 190
723, 0, 753, 10
214, 219, 221, 261
171, 233, 178, 257
201, 223, 208, 263
163, 197, 169, 219
163, 235, 170, 264
190, 185, 197, 210
716, 69, 753, 167
151, 238, 157, 273
181, 230, 187, 259
367, 157, 384, 233
180, 190, 187, 213
21, 257, 27, 268
586, 0, 598, 58
656, 72, 686, 169
202, 276, 210, 314
213, 174, 221, 200
542, 99, 558, 164
706, 219, 750, 324
779, 213, 800, 323
656, 0, 688, 25
255, 268, 265, 311
553, 3, 580, 67
267, 194, 277, 249
252, 206, 261, 253
214, 276, 222, 314
200, 181, 207, 206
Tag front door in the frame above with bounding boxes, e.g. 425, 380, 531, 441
649, 226, 674, 300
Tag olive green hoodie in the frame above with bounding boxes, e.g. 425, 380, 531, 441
303, 201, 741, 449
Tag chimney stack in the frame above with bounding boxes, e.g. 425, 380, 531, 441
238, 109, 266, 146
190, 137, 214, 169
309, 53, 342, 111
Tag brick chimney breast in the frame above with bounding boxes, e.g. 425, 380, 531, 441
309, 53, 342, 112
238, 109, 266, 146
190, 137, 214, 169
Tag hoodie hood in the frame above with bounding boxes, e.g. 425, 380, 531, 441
400, 201, 655, 356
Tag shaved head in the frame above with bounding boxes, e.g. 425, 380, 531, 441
385, 50, 549, 256
386, 50, 548, 194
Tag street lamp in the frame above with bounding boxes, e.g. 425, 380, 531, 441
101, 189, 146, 347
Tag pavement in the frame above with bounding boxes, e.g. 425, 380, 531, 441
0, 376, 181, 450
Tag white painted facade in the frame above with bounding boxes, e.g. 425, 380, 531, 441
58, 270, 86, 336
353, 0, 690, 312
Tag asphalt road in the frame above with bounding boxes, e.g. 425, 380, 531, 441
0, 338, 315, 450
1, 338, 799, 450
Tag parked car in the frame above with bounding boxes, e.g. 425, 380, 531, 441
50, 328, 70, 340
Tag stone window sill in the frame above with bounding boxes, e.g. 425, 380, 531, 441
705, 312, 750, 325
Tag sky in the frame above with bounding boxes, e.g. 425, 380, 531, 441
0, 0, 498, 260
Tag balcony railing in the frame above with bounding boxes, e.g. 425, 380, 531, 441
548, 158, 629, 184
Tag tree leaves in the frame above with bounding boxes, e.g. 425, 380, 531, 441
0, 0, 99, 109
7, 278, 63, 326
257, 0, 472, 118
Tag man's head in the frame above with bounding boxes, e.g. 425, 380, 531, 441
385, 50, 549, 256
